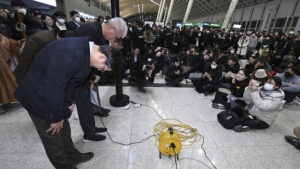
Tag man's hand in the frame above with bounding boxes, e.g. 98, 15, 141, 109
46, 120, 64, 135
288, 83, 295, 87
68, 104, 75, 112
207, 74, 212, 81
142, 65, 147, 71
175, 71, 180, 75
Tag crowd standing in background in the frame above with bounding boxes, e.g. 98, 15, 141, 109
1, 0, 300, 163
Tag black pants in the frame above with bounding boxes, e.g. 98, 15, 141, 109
165, 77, 184, 85
233, 108, 269, 129
212, 91, 231, 110
284, 91, 300, 103
242, 117, 270, 129
28, 113, 79, 169
193, 79, 218, 94
76, 81, 95, 137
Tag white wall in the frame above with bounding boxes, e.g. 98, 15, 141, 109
64, 0, 110, 20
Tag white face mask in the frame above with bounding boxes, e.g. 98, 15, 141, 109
230, 50, 235, 54
75, 17, 80, 23
264, 83, 273, 91
57, 19, 65, 24
17, 8, 27, 15
211, 64, 217, 69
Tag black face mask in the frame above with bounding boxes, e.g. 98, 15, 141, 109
285, 72, 292, 77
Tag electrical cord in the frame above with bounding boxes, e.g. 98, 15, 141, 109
91, 94, 217, 169
91, 95, 154, 146
172, 147, 178, 169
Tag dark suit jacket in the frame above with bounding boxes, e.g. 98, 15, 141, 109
129, 53, 146, 75
15, 37, 90, 123
14, 30, 56, 84
72, 22, 108, 46
66, 21, 80, 31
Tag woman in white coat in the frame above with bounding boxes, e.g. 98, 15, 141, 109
236, 34, 250, 58
234, 76, 285, 132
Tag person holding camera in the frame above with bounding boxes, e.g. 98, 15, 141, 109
233, 76, 285, 132
165, 57, 184, 86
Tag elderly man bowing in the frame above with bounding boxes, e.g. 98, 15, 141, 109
14, 35, 109, 168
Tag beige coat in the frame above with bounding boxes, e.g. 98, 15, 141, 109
243, 87, 285, 126
0, 34, 22, 104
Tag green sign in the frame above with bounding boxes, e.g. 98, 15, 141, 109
0, 0, 11, 6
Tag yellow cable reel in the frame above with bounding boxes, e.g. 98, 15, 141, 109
158, 128, 182, 157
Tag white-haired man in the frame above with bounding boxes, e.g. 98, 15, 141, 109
72, 17, 128, 142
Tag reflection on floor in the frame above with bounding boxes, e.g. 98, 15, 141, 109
1, 86, 300, 169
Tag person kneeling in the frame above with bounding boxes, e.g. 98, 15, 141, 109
234, 76, 285, 132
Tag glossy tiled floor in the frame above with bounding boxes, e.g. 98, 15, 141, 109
1, 85, 300, 169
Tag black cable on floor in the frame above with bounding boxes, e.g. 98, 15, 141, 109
173, 148, 178, 169
92, 95, 154, 146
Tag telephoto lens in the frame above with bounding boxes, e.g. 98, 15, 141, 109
99, 45, 112, 69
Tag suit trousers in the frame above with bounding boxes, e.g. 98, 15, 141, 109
76, 81, 95, 136
28, 113, 79, 169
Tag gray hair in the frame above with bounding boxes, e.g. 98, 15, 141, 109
107, 17, 128, 39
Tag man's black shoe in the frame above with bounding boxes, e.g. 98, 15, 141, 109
83, 134, 106, 142
285, 135, 300, 150
95, 127, 107, 133
94, 112, 109, 117
100, 107, 111, 113
74, 152, 94, 165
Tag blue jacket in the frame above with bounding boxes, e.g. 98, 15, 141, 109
15, 37, 90, 123
277, 73, 300, 93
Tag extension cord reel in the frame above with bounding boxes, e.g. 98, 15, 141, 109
158, 128, 182, 158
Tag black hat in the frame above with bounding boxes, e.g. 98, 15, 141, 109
11, 0, 26, 7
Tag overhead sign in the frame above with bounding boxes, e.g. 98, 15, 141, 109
209, 23, 221, 28
233, 24, 241, 29
176, 22, 203, 27
33, 0, 56, 7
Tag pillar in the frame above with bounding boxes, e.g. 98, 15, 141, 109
183, 0, 194, 22
158, 0, 167, 22
222, 0, 239, 29
156, 0, 163, 22
165, 0, 175, 24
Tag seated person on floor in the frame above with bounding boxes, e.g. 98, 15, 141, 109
183, 51, 213, 79
270, 53, 284, 73
285, 126, 300, 150
212, 69, 249, 110
221, 56, 240, 84
244, 56, 256, 76
148, 48, 165, 82
233, 76, 285, 132
253, 57, 272, 72
193, 59, 222, 95
128, 48, 147, 92
165, 57, 183, 86
276, 66, 300, 104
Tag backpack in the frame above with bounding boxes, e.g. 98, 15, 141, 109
217, 110, 242, 129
